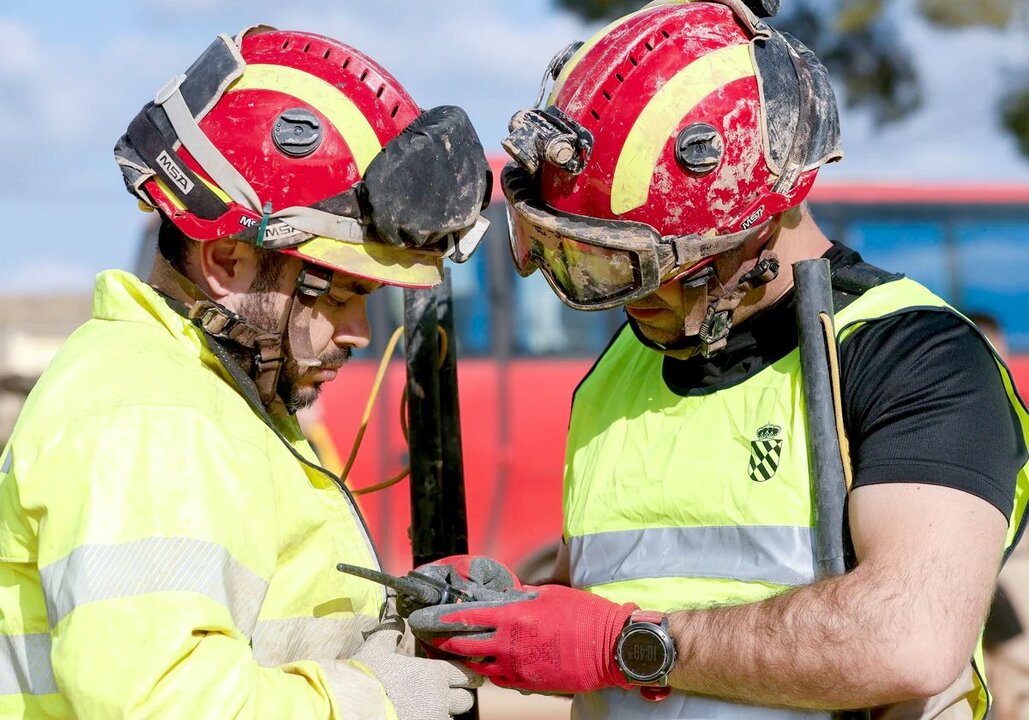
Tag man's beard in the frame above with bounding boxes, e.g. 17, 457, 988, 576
229, 291, 352, 412
277, 344, 352, 412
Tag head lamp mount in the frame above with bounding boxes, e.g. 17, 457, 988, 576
503, 105, 593, 176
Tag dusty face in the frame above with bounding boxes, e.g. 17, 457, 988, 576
624, 245, 752, 354
238, 260, 380, 411
624, 280, 701, 351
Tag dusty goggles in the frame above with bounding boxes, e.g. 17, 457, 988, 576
114, 30, 491, 282
502, 163, 766, 310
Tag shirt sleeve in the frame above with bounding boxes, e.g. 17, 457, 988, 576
840, 309, 1025, 519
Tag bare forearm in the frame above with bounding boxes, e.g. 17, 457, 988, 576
666, 563, 976, 709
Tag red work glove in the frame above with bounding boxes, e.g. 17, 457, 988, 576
407, 583, 637, 694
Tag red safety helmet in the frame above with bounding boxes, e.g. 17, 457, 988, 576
501, 0, 842, 310
117, 26, 490, 289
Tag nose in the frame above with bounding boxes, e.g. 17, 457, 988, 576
333, 296, 372, 350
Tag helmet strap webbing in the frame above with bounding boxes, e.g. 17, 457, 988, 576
147, 253, 288, 409
664, 243, 780, 358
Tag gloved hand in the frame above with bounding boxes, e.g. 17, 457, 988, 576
403, 555, 526, 614
350, 613, 483, 719
407, 583, 638, 695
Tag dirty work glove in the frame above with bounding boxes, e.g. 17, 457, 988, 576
405, 555, 524, 609
351, 614, 483, 719
408, 583, 637, 694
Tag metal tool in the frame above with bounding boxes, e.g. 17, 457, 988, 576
336, 562, 474, 611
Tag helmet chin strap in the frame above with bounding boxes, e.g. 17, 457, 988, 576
627, 246, 780, 358
692, 248, 780, 357
148, 253, 331, 412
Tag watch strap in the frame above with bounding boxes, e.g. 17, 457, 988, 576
630, 609, 667, 626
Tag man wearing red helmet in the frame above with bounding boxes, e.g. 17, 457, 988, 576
0, 26, 490, 720
408, 2, 1029, 719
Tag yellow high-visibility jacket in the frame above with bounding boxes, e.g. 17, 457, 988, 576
0, 270, 394, 719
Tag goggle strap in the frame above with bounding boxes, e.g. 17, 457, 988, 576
770, 39, 817, 196
124, 107, 229, 220
157, 75, 264, 213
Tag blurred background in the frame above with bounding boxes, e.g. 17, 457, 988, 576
3, 1, 1029, 717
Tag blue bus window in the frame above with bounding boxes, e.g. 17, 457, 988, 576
843, 220, 948, 297
450, 249, 491, 357
956, 221, 1029, 353
512, 267, 620, 357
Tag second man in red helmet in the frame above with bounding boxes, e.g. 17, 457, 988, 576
409, 2, 1029, 719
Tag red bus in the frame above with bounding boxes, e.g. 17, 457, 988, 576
321, 171, 1029, 576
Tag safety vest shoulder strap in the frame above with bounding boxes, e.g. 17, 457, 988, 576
831, 260, 904, 314
835, 276, 952, 339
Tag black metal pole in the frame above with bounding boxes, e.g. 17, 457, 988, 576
435, 273, 470, 558
403, 286, 445, 568
794, 259, 868, 720
403, 276, 477, 719
794, 258, 847, 579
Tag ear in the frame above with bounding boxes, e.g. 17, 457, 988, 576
198, 238, 259, 299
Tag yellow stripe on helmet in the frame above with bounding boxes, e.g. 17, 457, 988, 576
610, 42, 754, 215
231, 63, 382, 174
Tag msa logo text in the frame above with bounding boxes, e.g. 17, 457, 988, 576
156, 151, 195, 195
741, 206, 765, 231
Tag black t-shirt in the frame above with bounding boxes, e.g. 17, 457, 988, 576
660, 243, 1025, 519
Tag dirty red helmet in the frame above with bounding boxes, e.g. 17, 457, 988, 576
117, 25, 490, 288
501, 0, 842, 310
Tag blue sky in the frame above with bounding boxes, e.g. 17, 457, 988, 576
1, 0, 1027, 296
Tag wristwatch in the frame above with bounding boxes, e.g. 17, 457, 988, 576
614, 610, 677, 701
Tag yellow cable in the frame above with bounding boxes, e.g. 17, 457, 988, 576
819, 312, 854, 492
343, 326, 405, 485
345, 325, 451, 496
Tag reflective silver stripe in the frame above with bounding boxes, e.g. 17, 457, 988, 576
570, 526, 817, 589
0, 633, 57, 697
251, 614, 378, 668
574, 688, 830, 720
39, 537, 268, 636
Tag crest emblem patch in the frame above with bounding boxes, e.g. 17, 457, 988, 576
749, 423, 783, 482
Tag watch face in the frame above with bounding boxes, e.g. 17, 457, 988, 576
618, 626, 669, 682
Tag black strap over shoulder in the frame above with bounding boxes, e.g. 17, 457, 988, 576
831, 261, 904, 312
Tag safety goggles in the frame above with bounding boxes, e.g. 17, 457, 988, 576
502, 163, 759, 310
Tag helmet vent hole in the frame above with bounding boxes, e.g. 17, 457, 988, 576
662, 29, 670, 38
281, 40, 290, 50
322, 48, 331, 60
342, 57, 351, 69
360, 69, 369, 82
645, 41, 654, 51
629, 56, 638, 67
590, 109, 600, 121
376, 85, 385, 98
302, 42, 311, 53
615, 72, 624, 83
391, 104, 400, 118
602, 89, 612, 101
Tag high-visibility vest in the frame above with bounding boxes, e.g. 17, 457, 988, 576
0, 270, 393, 719
565, 277, 1029, 720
